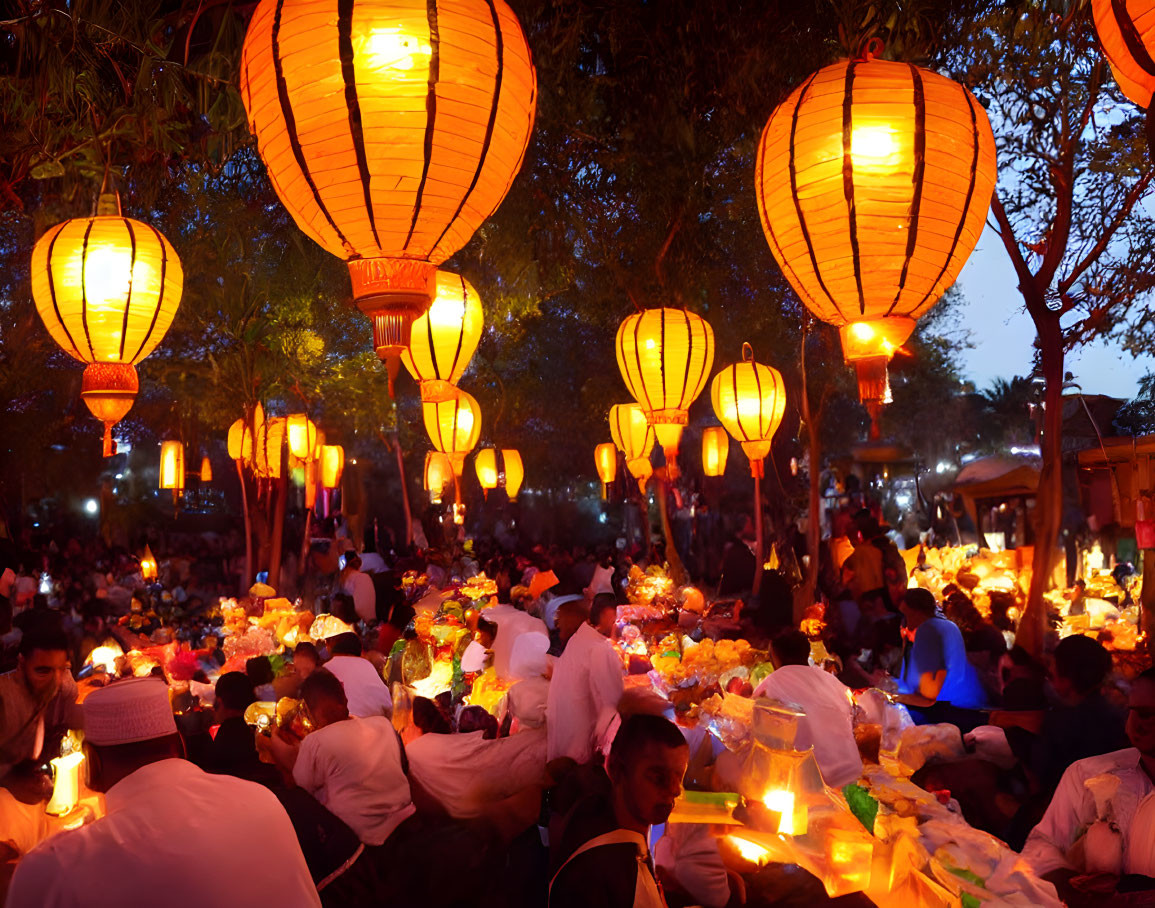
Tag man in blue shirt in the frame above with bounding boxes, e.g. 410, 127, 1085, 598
896, 588, 987, 727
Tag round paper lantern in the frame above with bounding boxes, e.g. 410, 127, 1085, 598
423, 388, 481, 474
701, 426, 729, 478
595, 442, 618, 496
239, 0, 537, 381
321, 445, 345, 490
30, 194, 184, 455
401, 271, 484, 401
710, 344, 787, 477
755, 52, 995, 430
424, 451, 454, 502
1093, 0, 1155, 108
286, 414, 320, 461
475, 447, 523, 498
503, 450, 524, 497
159, 440, 185, 491
615, 308, 714, 465
609, 403, 656, 495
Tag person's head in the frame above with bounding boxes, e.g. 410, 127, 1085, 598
1127, 668, 1155, 757
330, 593, 357, 625
458, 705, 498, 739
556, 599, 589, 644
294, 641, 320, 679
899, 588, 937, 630
411, 695, 452, 735
17, 627, 70, 697
215, 671, 256, 719
245, 655, 274, 688
328, 632, 363, 657
1051, 634, 1112, 703
475, 617, 498, 649
83, 677, 183, 792
344, 552, 362, 572
607, 714, 689, 832
299, 668, 349, 728
943, 591, 983, 633
590, 594, 617, 637
770, 630, 811, 669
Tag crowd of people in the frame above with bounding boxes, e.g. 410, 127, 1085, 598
0, 499, 1152, 906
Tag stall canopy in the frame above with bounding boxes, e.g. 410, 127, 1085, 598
953, 455, 1040, 547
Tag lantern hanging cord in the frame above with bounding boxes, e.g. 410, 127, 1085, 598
741, 342, 754, 363
855, 37, 884, 62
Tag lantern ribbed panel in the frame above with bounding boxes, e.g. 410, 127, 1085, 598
609, 403, 655, 463
159, 441, 185, 490
286, 413, 319, 460
711, 353, 786, 471
595, 442, 618, 485
615, 308, 714, 427
1093, 0, 1155, 107
239, 0, 536, 269
31, 215, 183, 366
423, 388, 481, 456
503, 450, 524, 496
475, 448, 499, 490
255, 417, 287, 478
321, 445, 345, 488
700, 426, 729, 477
424, 451, 454, 497
755, 58, 996, 329
228, 419, 254, 461
401, 271, 484, 396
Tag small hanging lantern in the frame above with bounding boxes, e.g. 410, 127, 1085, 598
401, 271, 485, 401
615, 308, 714, 472
710, 343, 787, 478
30, 193, 184, 456
503, 450, 524, 498
423, 388, 481, 476
159, 441, 185, 491
476, 448, 499, 496
199, 455, 213, 483
424, 452, 454, 503
595, 442, 618, 497
701, 427, 729, 478
286, 414, 319, 461
321, 445, 345, 490
609, 403, 656, 495
227, 418, 254, 462
474, 448, 523, 499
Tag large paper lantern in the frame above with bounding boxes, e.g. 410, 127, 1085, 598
400, 271, 484, 400
239, 0, 537, 382
701, 427, 729, 478
595, 442, 618, 497
30, 194, 184, 455
1093, 0, 1155, 108
475, 447, 523, 498
159, 440, 185, 491
424, 451, 454, 502
423, 388, 481, 475
321, 445, 345, 490
615, 308, 715, 467
609, 403, 656, 495
710, 344, 787, 477
286, 414, 319, 461
755, 52, 995, 432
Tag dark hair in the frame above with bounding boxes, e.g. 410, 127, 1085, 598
458, 705, 498, 739
1053, 634, 1113, 695
609, 714, 687, 776
476, 617, 498, 639
19, 626, 69, 658
294, 641, 319, 663
215, 672, 256, 712
345, 553, 362, 570
330, 593, 358, 625
245, 655, 274, 687
903, 588, 937, 616
556, 599, 589, 624
328, 632, 362, 657
770, 630, 811, 667
412, 696, 451, 735
590, 594, 617, 627
300, 668, 347, 709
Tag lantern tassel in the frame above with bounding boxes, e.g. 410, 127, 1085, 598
385, 354, 401, 398
101, 422, 116, 458
750, 458, 765, 479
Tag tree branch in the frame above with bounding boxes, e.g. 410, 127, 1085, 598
990, 193, 1045, 317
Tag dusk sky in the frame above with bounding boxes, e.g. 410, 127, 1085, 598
954, 224, 1155, 401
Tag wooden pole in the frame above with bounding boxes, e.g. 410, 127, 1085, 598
236, 459, 253, 595
753, 469, 764, 597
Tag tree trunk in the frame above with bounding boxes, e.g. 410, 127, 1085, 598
799, 328, 822, 609
1019, 314, 1064, 658
394, 435, 413, 547
236, 459, 253, 595
269, 472, 287, 591
656, 473, 687, 586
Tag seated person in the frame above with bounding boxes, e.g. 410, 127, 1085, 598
293, 641, 320, 682
895, 588, 987, 723
269, 668, 414, 848
322, 632, 392, 718
201, 671, 266, 780
245, 655, 276, 702
752, 630, 861, 788
1023, 667, 1155, 900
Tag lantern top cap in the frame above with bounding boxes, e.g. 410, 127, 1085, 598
95, 192, 122, 218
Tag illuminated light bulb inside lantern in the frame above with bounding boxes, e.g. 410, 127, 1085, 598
46, 751, 85, 816
850, 124, 899, 165
727, 834, 771, 867
850, 322, 875, 342
762, 789, 797, 835
82, 245, 133, 312
361, 26, 431, 74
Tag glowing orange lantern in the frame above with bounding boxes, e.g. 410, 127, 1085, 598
475, 448, 523, 498
286, 414, 319, 461
710, 344, 787, 478
595, 442, 618, 497
239, 0, 537, 383
159, 440, 185, 491
321, 445, 345, 490
254, 417, 286, 479
199, 456, 213, 483
424, 451, 454, 503
504, 450, 524, 497
401, 271, 484, 401
1093, 0, 1155, 107
228, 418, 254, 462
609, 403, 656, 495
755, 50, 995, 434
701, 427, 729, 478
423, 388, 481, 475
30, 194, 184, 455
615, 308, 714, 470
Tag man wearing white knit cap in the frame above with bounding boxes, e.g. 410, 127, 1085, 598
6, 677, 320, 908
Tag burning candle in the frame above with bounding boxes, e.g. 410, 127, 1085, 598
45, 751, 85, 816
